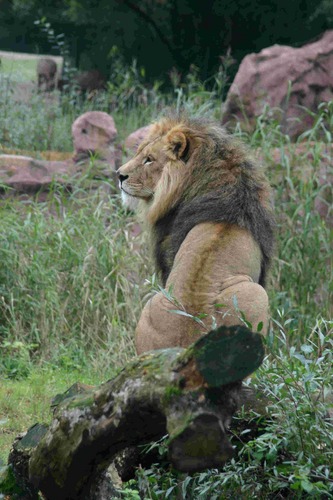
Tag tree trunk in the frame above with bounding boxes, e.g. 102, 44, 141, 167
7, 325, 264, 499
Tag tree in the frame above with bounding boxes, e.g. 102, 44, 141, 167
2, 1, 330, 90
5, 325, 265, 499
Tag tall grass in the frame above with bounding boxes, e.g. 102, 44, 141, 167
0, 182, 151, 378
0, 51, 227, 153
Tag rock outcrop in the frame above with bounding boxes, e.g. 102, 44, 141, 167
223, 31, 333, 139
0, 155, 72, 193
72, 111, 118, 165
58, 70, 107, 95
124, 125, 151, 154
74, 69, 106, 93
37, 58, 58, 92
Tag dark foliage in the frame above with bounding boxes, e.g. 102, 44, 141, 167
0, 0, 331, 84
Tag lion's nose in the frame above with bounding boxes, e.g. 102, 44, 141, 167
118, 174, 129, 184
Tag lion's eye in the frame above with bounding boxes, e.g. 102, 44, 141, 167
144, 156, 154, 165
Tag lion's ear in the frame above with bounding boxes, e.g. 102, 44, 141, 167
165, 129, 190, 161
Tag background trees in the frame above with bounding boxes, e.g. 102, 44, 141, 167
0, 0, 331, 84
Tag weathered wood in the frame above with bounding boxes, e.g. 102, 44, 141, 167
7, 325, 264, 499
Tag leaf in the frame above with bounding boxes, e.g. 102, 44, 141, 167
232, 295, 239, 309
300, 344, 313, 354
196, 313, 208, 319
240, 428, 252, 435
169, 309, 205, 325
181, 476, 192, 495
292, 352, 309, 365
165, 486, 175, 498
257, 321, 264, 332
169, 309, 196, 319
300, 479, 313, 493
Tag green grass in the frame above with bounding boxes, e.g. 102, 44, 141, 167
0, 56, 38, 82
0, 76, 162, 152
0, 187, 146, 354
0, 52, 332, 498
0, 52, 224, 152
0, 365, 103, 463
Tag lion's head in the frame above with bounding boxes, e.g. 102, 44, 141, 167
118, 115, 244, 223
118, 113, 274, 287
118, 130, 172, 207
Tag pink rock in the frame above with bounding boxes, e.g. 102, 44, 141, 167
124, 125, 152, 154
0, 113, 120, 196
37, 58, 57, 92
223, 31, 333, 138
0, 155, 73, 193
0, 148, 121, 195
72, 111, 118, 165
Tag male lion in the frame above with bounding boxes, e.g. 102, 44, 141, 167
118, 114, 275, 354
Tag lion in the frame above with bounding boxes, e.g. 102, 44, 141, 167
118, 113, 275, 354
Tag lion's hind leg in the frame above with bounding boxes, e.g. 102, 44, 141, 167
214, 275, 269, 335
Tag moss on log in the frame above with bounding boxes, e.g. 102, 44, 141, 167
8, 325, 264, 499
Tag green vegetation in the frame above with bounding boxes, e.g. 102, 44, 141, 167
0, 52, 225, 152
0, 56, 37, 82
0, 55, 332, 498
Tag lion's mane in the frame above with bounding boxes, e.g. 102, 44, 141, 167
138, 113, 275, 288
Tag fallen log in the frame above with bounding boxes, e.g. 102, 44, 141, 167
7, 325, 264, 499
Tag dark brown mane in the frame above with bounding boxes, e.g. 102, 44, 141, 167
150, 115, 275, 288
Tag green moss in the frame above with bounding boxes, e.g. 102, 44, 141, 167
15, 423, 48, 451
163, 385, 183, 403
0, 465, 28, 496
65, 394, 95, 411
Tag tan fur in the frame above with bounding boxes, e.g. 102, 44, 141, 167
118, 116, 272, 354
135, 222, 269, 353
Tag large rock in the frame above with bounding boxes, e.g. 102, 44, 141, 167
124, 125, 151, 154
223, 31, 333, 138
37, 58, 57, 92
72, 111, 118, 165
0, 155, 73, 194
0, 152, 117, 197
